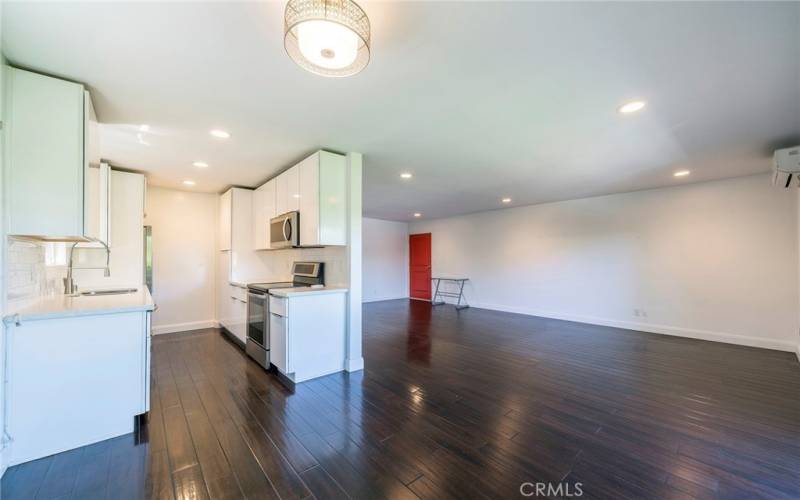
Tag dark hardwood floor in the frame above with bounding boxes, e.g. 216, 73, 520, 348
2, 299, 799, 500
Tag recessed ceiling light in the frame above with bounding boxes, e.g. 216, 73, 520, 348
400, 172, 413, 179
618, 100, 646, 114
183, 180, 196, 186
210, 129, 230, 139
673, 170, 690, 177
413, 213, 421, 218
193, 161, 209, 168
501, 197, 512, 204
139, 124, 150, 132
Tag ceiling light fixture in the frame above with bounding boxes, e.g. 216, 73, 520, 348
413, 213, 421, 218
210, 129, 230, 139
139, 124, 150, 132
183, 180, 196, 186
673, 170, 691, 177
400, 172, 413, 179
618, 100, 646, 114
193, 161, 209, 168
284, 0, 371, 77
501, 197, 512, 204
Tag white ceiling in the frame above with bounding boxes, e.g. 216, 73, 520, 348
4, 2, 799, 221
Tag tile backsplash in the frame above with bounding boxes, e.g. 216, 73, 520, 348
252, 246, 348, 285
7, 239, 46, 300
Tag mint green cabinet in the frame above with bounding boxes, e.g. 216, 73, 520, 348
4, 66, 87, 239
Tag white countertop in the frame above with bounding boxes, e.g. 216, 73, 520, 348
4, 288, 155, 323
268, 286, 348, 298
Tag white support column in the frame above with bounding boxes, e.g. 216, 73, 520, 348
345, 152, 364, 372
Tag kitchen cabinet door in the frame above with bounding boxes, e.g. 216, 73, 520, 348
297, 151, 346, 247
216, 252, 232, 330
219, 189, 232, 251
298, 154, 320, 246
229, 188, 255, 283
6, 66, 86, 238
230, 293, 248, 344
286, 165, 300, 213
269, 313, 289, 373
275, 170, 288, 216
317, 152, 347, 246
84, 162, 111, 245
252, 179, 275, 250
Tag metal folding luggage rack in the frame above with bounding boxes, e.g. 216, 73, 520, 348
431, 277, 470, 310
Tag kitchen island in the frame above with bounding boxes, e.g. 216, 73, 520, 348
3, 288, 154, 466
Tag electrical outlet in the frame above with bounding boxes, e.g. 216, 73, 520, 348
633, 309, 640, 317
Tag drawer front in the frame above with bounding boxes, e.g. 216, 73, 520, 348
269, 295, 288, 317
230, 285, 248, 302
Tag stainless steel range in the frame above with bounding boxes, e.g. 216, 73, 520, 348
245, 262, 324, 369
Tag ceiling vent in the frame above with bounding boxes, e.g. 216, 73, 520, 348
772, 146, 800, 188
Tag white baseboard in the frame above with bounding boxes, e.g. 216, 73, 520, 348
362, 295, 407, 303
152, 320, 219, 335
471, 302, 798, 353
345, 357, 364, 372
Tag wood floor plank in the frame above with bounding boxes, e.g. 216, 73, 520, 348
299, 465, 350, 500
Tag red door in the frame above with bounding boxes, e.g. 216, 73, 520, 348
409, 233, 432, 300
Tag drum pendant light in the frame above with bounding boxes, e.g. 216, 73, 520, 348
284, 0, 371, 77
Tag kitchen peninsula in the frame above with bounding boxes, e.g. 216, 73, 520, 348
2, 289, 154, 465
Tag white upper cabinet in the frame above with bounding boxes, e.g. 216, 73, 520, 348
229, 187, 253, 283
261, 151, 346, 247
253, 179, 276, 250
298, 151, 346, 247
275, 165, 300, 216
219, 189, 232, 251
5, 66, 88, 239
219, 187, 258, 282
84, 162, 111, 245
82, 94, 110, 244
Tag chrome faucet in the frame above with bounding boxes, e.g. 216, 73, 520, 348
64, 238, 111, 294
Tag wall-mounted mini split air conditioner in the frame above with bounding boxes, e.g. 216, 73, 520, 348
773, 146, 800, 188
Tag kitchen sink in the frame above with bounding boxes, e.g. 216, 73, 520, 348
72, 288, 138, 297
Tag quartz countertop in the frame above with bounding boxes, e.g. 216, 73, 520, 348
4, 287, 155, 323
268, 286, 348, 298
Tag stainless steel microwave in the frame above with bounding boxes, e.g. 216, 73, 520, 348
270, 211, 299, 248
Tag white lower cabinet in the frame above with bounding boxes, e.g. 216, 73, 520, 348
6, 310, 151, 465
218, 278, 247, 344
229, 285, 248, 343
268, 290, 346, 383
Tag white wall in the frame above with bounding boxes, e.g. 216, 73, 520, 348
410, 174, 799, 352
145, 187, 217, 334
362, 217, 409, 302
